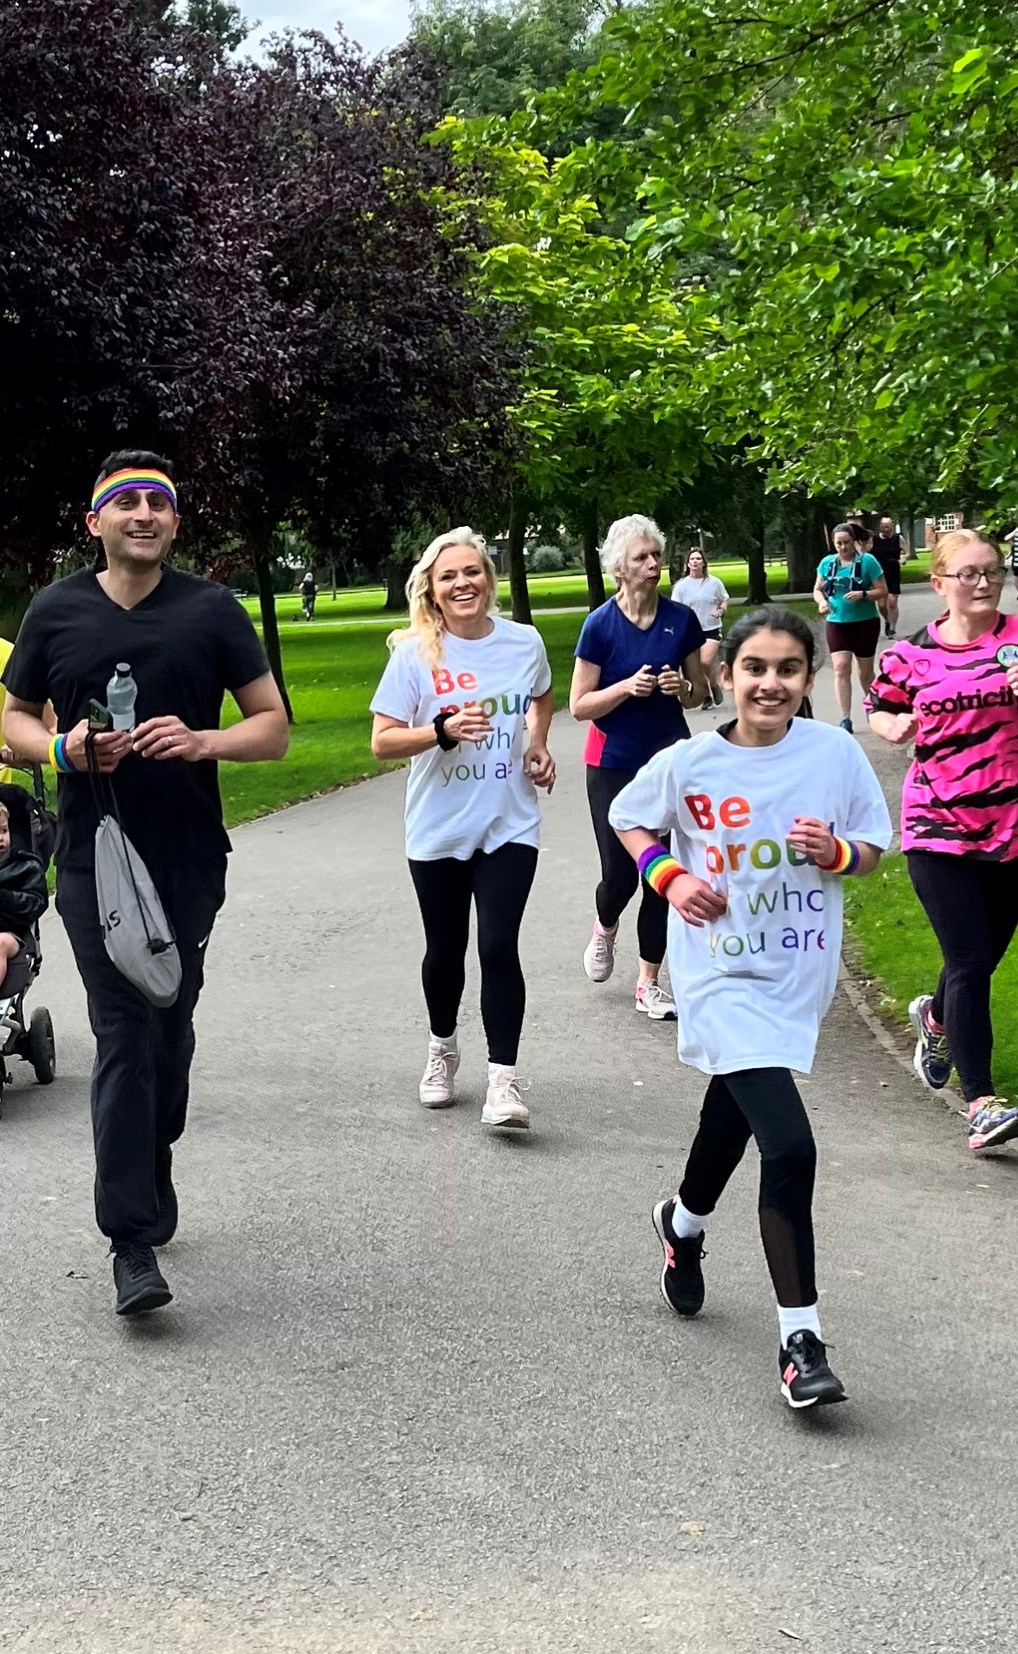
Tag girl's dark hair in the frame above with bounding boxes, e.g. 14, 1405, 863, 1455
849, 522, 872, 546
684, 547, 709, 575
724, 605, 816, 678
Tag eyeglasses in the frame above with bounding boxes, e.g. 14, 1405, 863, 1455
940, 567, 1007, 588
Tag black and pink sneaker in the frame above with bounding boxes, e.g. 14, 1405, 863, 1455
652, 1198, 705, 1318
779, 1330, 846, 1409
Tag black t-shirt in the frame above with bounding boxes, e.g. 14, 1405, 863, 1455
871, 532, 902, 572
3, 566, 269, 870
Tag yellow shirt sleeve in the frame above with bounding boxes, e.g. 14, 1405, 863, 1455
0, 636, 21, 788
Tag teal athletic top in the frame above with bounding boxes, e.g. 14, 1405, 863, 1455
817, 551, 884, 624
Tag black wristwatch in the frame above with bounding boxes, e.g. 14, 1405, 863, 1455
433, 712, 458, 751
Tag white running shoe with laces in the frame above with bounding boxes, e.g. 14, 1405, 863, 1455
635, 979, 677, 1020
481, 1069, 531, 1129
583, 921, 618, 983
419, 1042, 459, 1108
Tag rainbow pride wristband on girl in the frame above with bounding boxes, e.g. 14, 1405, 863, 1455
814, 836, 861, 875
637, 842, 685, 895
48, 734, 75, 774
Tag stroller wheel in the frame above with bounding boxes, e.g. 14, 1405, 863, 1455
28, 1006, 55, 1085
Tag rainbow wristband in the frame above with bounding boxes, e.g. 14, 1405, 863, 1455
815, 836, 860, 875
637, 842, 685, 896
48, 734, 74, 774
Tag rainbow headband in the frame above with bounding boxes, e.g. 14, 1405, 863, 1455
91, 469, 178, 515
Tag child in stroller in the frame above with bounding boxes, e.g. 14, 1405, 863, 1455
0, 770, 56, 1114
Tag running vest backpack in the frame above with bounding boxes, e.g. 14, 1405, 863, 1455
821, 554, 865, 596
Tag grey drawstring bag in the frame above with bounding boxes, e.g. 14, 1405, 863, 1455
86, 732, 181, 1008
94, 816, 181, 1007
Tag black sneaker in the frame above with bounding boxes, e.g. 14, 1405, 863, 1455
151, 1145, 178, 1247
779, 1329, 846, 1409
652, 1198, 705, 1317
908, 994, 952, 1090
112, 1243, 173, 1317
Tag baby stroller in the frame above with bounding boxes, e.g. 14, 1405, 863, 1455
0, 766, 56, 1117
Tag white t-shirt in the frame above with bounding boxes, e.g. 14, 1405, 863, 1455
609, 719, 892, 1076
671, 575, 729, 632
370, 618, 553, 861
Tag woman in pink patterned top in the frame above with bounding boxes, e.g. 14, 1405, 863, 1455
867, 528, 1018, 1152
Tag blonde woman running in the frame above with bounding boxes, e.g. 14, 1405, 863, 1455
370, 529, 555, 1130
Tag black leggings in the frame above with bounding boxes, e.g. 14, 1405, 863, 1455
679, 1068, 817, 1308
408, 843, 539, 1066
907, 851, 1018, 1103
586, 765, 668, 966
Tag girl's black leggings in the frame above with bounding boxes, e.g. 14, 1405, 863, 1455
679, 1068, 818, 1308
907, 851, 1018, 1103
408, 842, 539, 1066
585, 764, 668, 966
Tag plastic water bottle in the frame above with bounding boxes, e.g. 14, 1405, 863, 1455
106, 662, 137, 732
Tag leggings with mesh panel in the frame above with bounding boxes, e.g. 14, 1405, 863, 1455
679, 1067, 817, 1308
408, 842, 538, 1067
586, 764, 668, 966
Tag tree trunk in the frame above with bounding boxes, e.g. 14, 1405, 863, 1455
384, 558, 406, 612
253, 535, 293, 724
746, 474, 770, 605
582, 507, 605, 611
784, 494, 827, 594
507, 491, 532, 624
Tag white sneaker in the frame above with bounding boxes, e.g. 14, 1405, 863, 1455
481, 1069, 530, 1130
419, 1042, 459, 1108
635, 980, 677, 1020
583, 921, 618, 983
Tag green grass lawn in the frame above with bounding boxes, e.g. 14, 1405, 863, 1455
248, 552, 934, 627
844, 855, 1018, 1102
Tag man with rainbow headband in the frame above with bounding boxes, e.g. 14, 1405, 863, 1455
2, 450, 288, 1318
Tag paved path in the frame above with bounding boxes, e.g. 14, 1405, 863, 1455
3, 585, 1017, 1653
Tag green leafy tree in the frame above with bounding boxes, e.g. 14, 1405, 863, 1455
442, 119, 712, 614
408, 0, 611, 117
527, 0, 1018, 512
178, 0, 248, 50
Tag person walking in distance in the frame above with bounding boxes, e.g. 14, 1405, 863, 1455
813, 523, 887, 733
1, 451, 288, 1316
571, 515, 706, 1021
370, 529, 555, 1130
299, 569, 316, 621
868, 529, 1018, 1152
870, 516, 907, 639
610, 608, 891, 1408
671, 549, 729, 708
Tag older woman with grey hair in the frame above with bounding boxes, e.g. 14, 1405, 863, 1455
569, 514, 707, 1019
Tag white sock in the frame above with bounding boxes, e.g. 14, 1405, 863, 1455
429, 1031, 458, 1052
670, 1200, 707, 1241
488, 1061, 514, 1085
778, 1303, 822, 1344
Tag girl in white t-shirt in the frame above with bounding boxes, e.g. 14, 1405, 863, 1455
671, 550, 729, 708
370, 529, 555, 1130
610, 607, 891, 1409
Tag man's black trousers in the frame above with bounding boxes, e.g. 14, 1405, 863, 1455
56, 859, 227, 1245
